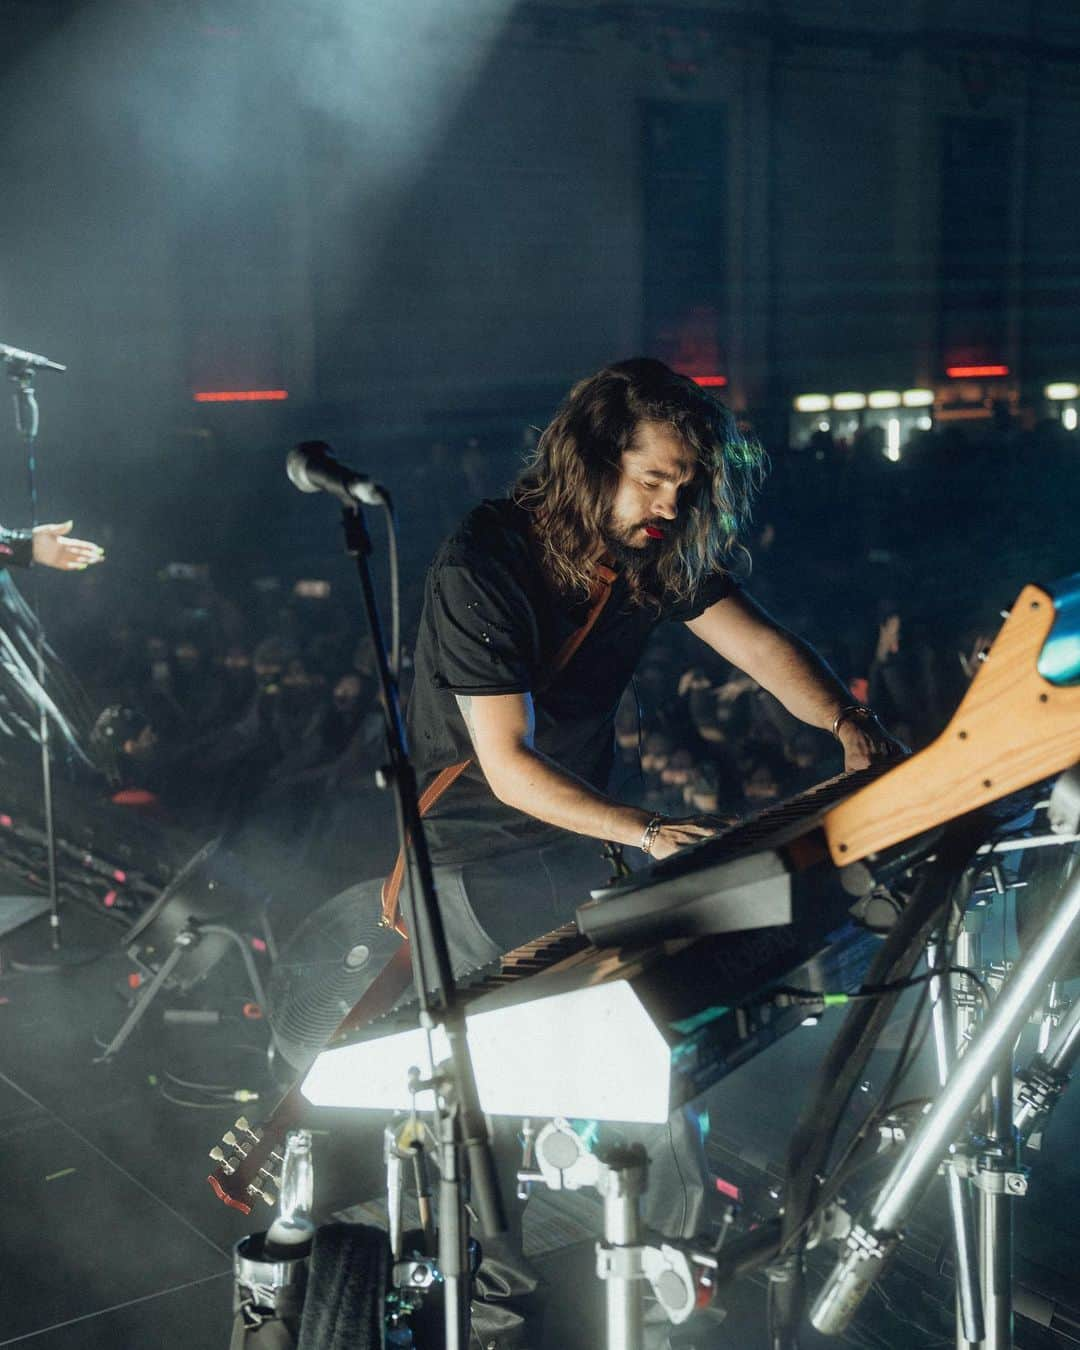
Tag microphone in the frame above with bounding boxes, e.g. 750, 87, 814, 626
286, 441, 387, 507
0, 342, 66, 373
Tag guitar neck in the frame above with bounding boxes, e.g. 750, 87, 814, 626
207, 1082, 305, 1215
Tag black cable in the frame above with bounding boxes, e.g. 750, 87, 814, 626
378, 497, 401, 680
667, 1115, 689, 1240
772, 963, 991, 1008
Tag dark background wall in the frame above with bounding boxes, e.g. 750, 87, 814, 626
0, 0, 1077, 587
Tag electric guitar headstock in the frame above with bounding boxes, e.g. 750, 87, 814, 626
206, 1087, 303, 1215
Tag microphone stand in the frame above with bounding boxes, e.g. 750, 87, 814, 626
3, 352, 94, 967
336, 494, 505, 1350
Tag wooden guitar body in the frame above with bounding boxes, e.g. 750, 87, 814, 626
826, 577, 1080, 864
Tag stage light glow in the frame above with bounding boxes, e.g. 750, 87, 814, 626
917, 416, 933, 430
194, 390, 289, 403
692, 375, 728, 388
832, 393, 867, 411
946, 365, 1009, 378
794, 395, 830, 413
1064, 407, 1078, 432
902, 389, 935, 407
302, 980, 673, 1122
886, 419, 901, 461
1045, 383, 1079, 401
867, 391, 901, 409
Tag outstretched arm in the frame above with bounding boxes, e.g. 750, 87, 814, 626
685, 590, 905, 769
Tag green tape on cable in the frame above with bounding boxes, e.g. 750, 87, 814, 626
671, 1004, 729, 1035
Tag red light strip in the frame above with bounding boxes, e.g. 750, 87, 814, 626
194, 389, 289, 403
945, 365, 1009, 379
692, 375, 728, 388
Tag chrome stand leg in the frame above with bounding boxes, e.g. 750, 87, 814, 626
977, 1050, 1018, 1350
597, 1145, 649, 1350
928, 939, 984, 1347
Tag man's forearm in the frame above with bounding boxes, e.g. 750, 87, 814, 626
485, 743, 651, 847
743, 626, 852, 732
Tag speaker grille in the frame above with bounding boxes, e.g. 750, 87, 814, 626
267, 881, 401, 1069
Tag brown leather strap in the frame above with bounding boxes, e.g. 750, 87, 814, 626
379, 761, 472, 934
542, 560, 617, 685
379, 559, 617, 937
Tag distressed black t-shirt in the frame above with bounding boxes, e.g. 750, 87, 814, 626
406, 499, 737, 863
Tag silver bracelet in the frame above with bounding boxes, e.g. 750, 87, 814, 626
831, 704, 878, 739
640, 814, 665, 855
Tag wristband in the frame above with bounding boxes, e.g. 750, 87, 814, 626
640, 814, 665, 856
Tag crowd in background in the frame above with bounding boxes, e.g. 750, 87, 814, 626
35, 411, 1077, 856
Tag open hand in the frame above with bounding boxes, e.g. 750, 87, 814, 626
32, 521, 105, 571
649, 813, 735, 861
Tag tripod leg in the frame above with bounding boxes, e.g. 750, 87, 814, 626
95, 939, 189, 1061
978, 1050, 1018, 1350
928, 940, 984, 1347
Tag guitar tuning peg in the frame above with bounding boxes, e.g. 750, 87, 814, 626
209, 1147, 236, 1174
222, 1131, 238, 1147
235, 1116, 250, 1132
249, 1185, 276, 1207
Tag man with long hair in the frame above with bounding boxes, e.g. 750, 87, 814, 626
405, 357, 901, 958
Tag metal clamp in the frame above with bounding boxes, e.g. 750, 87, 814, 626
534, 1118, 601, 1192
1016, 1058, 1070, 1118
971, 1164, 1029, 1197
596, 1243, 647, 1281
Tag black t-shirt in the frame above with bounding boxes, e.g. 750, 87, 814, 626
406, 499, 737, 863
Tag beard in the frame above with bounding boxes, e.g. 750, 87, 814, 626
600, 511, 668, 572
601, 533, 655, 571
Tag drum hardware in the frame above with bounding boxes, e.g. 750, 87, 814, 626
811, 816, 1080, 1347
95, 917, 268, 1062
381, 1091, 481, 1348
514, 1119, 765, 1344
516, 1118, 537, 1202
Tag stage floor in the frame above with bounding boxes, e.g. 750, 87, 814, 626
0, 896, 1078, 1350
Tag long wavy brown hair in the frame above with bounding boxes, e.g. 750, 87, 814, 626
514, 358, 766, 608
